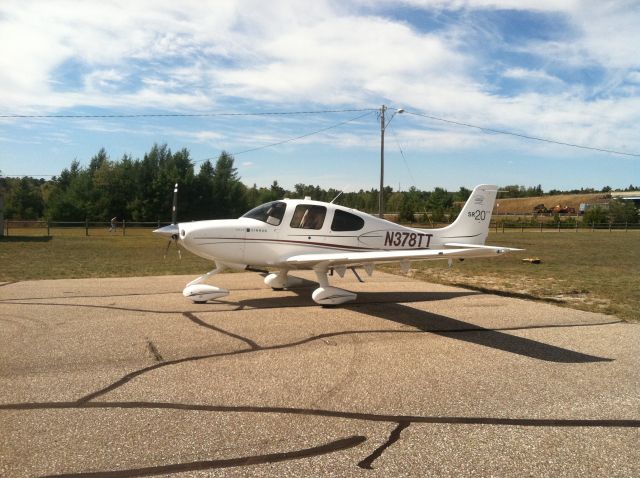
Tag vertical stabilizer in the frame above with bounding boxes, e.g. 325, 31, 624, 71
435, 184, 498, 245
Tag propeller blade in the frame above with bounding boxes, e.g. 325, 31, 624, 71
163, 238, 172, 259
163, 235, 182, 260
159, 183, 181, 261
171, 183, 178, 225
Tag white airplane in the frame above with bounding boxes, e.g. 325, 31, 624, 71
154, 184, 521, 305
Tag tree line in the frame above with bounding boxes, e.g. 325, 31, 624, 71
1, 144, 637, 223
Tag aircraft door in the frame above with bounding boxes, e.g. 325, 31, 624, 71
289, 204, 328, 247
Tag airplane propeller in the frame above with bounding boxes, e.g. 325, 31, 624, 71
155, 183, 181, 259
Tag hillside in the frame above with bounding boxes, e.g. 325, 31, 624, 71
494, 193, 611, 215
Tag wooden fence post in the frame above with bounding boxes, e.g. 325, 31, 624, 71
85, 218, 89, 236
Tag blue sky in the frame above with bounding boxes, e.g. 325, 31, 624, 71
1, 0, 639, 192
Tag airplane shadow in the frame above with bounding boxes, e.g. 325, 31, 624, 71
238, 286, 613, 364
237, 290, 480, 309
346, 301, 612, 364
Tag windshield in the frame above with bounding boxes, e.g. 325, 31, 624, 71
241, 201, 287, 226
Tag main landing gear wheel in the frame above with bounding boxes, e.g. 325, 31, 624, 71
312, 268, 357, 306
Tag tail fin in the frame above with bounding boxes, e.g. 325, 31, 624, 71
437, 184, 497, 245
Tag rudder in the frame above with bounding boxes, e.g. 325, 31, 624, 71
436, 184, 497, 245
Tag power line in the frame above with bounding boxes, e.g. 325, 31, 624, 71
404, 110, 640, 158
2, 111, 375, 176
386, 126, 417, 188
0, 108, 377, 119
195, 110, 376, 162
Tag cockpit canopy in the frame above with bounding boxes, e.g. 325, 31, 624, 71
241, 201, 287, 226
242, 200, 365, 232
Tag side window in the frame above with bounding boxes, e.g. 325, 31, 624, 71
331, 209, 365, 231
290, 205, 327, 230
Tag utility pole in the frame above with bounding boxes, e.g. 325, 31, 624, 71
378, 105, 404, 218
0, 176, 3, 237
378, 105, 386, 218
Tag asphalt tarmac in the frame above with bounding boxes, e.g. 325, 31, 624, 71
1, 271, 638, 477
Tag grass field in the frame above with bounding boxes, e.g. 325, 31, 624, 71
1, 230, 638, 321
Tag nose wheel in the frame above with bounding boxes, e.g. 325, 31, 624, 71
183, 262, 229, 303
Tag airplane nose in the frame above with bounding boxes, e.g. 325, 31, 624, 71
153, 224, 179, 238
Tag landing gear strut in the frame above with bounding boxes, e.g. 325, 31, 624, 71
183, 262, 229, 303
264, 269, 304, 290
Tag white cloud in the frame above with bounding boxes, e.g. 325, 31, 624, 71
213, 13, 470, 105
502, 68, 562, 84
0, 0, 638, 160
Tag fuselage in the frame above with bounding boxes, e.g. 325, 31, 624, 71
154, 185, 506, 305
176, 197, 487, 269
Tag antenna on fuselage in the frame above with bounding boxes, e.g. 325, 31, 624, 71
330, 191, 343, 204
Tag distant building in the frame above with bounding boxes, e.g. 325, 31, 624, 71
610, 191, 640, 207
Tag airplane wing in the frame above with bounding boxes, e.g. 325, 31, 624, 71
285, 244, 522, 268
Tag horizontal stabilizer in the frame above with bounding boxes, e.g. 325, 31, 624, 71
445, 243, 523, 253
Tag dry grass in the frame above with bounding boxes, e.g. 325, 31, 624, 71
496, 193, 609, 214
0, 233, 211, 280
391, 231, 639, 322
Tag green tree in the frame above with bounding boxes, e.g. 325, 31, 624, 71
426, 187, 452, 211
257, 180, 285, 204
608, 199, 638, 224
45, 160, 92, 221
453, 186, 471, 202
210, 151, 247, 218
4, 177, 45, 219
583, 206, 607, 225
399, 187, 419, 223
